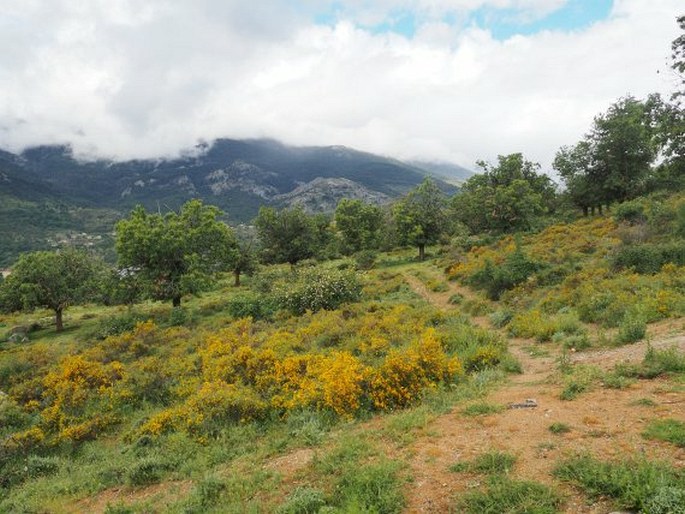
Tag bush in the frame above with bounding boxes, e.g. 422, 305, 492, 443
226, 293, 275, 320
127, 456, 168, 486
90, 311, 148, 339
276, 268, 363, 315
467, 250, 542, 300
612, 241, 685, 274
614, 200, 646, 224
615, 316, 646, 344
644, 487, 685, 514
489, 310, 513, 328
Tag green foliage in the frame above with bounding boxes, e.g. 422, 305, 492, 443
643, 419, 685, 448
226, 292, 275, 320
554, 455, 685, 512
548, 423, 571, 435
461, 402, 503, 417
335, 199, 383, 254
333, 460, 405, 514
116, 200, 238, 307
468, 248, 542, 300
127, 456, 169, 486
612, 241, 685, 273
615, 316, 647, 344
255, 206, 321, 265
277, 487, 327, 514
275, 268, 362, 315
452, 153, 555, 233
644, 487, 685, 514
0, 248, 102, 331
90, 311, 149, 339
614, 200, 647, 224
453, 478, 562, 514
449, 451, 517, 475
354, 249, 378, 270
392, 178, 447, 260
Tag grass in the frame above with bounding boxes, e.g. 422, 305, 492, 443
461, 402, 504, 417
554, 455, 685, 512
449, 451, 517, 475
548, 422, 571, 435
643, 419, 685, 448
452, 477, 562, 514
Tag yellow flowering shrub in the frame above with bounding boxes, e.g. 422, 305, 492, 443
370, 328, 462, 410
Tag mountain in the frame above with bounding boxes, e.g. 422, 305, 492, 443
0, 138, 458, 266
408, 160, 474, 184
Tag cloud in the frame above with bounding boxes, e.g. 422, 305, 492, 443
0, 0, 681, 172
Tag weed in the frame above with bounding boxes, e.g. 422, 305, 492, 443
452, 477, 562, 514
548, 423, 571, 435
449, 451, 516, 475
447, 293, 464, 305
461, 402, 503, 417
643, 419, 685, 448
554, 455, 685, 512
560, 381, 586, 401
615, 316, 646, 344
334, 460, 405, 514
632, 397, 657, 407
277, 487, 327, 514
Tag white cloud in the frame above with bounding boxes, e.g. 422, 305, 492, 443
0, 0, 681, 172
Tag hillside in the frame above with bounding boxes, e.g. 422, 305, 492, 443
0, 139, 458, 266
1, 192, 684, 513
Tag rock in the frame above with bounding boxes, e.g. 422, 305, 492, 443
507, 399, 538, 409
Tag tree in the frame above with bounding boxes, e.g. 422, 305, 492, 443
255, 206, 319, 265
115, 200, 238, 307
0, 249, 100, 331
554, 96, 661, 212
392, 178, 447, 260
334, 199, 383, 254
671, 15, 685, 101
452, 154, 552, 232
231, 239, 258, 287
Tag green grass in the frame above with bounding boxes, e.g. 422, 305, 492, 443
452, 477, 562, 514
554, 455, 685, 512
548, 422, 571, 435
449, 451, 516, 475
643, 419, 685, 448
461, 402, 504, 417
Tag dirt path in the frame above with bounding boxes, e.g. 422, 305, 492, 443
398, 272, 685, 513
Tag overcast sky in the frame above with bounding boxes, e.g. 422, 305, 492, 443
0, 0, 682, 171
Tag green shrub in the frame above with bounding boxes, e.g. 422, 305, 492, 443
25, 455, 60, 478
447, 293, 464, 305
276, 268, 362, 315
643, 487, 685, 514
127, 457, 168, 486
91, 311, 148, 339
614, 200, 646, 224
548, 423, 571, 435
461, 402, 503, 417
489, 310, 513, 328
277, 487, 327, 514
560, 381, 587, 401
453, 478, 561, 514
226, 293, 275, 320
467, 250, 543, 300
166, 306, 190, 327
643, 419, 685, 448
612, 241, 685, 274
615, 316, 646, 344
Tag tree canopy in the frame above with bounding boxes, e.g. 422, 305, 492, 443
0, 249, 101, 331
392, 178, 447, 260
452, 153, 553, 233
115, 199, 238, 307
255, 206, 323, 265
334, 199, 383, 254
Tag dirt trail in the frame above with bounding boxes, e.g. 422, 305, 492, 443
398, 272, 685, 513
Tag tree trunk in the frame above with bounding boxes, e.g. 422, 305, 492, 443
598, 204, 603, 215
418, 244, 425, 261
591, 206, 596, 215
172, 295, 181, 307
55, 308, 64, 332
583, 206, 589, 217
234, 270, 241, 287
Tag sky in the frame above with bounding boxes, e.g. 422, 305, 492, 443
0, 0, 682, 172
